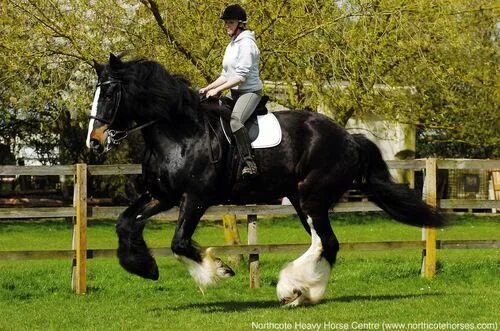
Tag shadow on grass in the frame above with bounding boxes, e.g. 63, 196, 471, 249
152, 292, 443, 313
332, 292, 443, 303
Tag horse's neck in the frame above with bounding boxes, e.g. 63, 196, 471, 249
140, 117, 204, 157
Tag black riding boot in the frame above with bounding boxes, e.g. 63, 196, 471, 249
233, 127, 258, 178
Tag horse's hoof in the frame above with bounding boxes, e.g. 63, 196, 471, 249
127, 258, 159, 280
214, 258, 235, 278
144, 263, 160, 280
279, 288, 303, 307
118, 248, 159, 280
205, 248, 235, 278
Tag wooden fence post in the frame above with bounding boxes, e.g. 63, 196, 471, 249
423, 158, 437, 278
247, 214, 259, 288
71, 163, 87, 294
222, 214, 242, 266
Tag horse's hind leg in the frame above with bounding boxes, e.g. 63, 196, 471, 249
276, 211, 336, 307
277, 176, 346, 307
287, 193, 311, 236
116, 193, 171, 280
171, 193, 235, 292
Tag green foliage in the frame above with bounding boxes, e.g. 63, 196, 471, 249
1, 0, 498, 164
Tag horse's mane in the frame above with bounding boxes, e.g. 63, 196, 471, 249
108, 58, 200, 123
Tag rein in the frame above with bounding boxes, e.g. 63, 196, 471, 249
90, 78, 221, 160
107, 119, 160, 146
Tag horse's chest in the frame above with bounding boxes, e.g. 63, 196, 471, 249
165, 146, 186, 172
143, 147, 189, 193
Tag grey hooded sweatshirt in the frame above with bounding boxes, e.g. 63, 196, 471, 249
221, 30, 263, 92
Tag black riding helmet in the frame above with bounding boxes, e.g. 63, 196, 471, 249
220, 4, 247, 23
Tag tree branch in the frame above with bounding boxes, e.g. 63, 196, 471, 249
140, 0, 211, 81
257, 0, 290, 39
9, 1, 89, 64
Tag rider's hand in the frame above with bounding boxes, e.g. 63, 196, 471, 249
205, 89, 220, 98
199, 87, 208, 95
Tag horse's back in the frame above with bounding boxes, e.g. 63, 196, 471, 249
254, 110, 359, 179
273, 110, 356, 155
274, 110, 349, 135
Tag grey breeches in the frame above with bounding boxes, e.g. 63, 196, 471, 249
230, 90, 262, 132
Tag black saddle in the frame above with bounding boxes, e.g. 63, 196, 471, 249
201, 95, 269, 142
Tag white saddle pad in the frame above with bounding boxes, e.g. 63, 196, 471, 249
221, 112, 282, 149
251, 113, 282, 148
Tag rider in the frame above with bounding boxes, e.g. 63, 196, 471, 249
199, 4, 262, 178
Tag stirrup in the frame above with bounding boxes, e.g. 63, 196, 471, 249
242, 160, 258, 177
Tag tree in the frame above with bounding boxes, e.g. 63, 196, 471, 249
1, 0, 498, 164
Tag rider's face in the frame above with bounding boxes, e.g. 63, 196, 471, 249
224, 20, 239, 36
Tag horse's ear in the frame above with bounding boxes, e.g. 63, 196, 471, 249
109, 53, 122, 69
93, 60, 105, 76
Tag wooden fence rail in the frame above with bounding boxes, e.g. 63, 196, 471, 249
1, 159, 499, 294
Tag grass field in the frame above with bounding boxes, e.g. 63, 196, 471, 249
0, 214, 498, 331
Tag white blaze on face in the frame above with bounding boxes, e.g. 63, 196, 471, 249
86, 86, 101, 148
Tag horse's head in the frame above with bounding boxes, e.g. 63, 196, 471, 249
86, 53, 132, 153
86, 54, 203, 153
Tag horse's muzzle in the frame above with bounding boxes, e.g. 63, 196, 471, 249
88, 125, 108, 153
89, 138, 105, 153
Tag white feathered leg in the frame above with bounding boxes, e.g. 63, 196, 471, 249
176, 248, 234, 294
277, 216, 331, 307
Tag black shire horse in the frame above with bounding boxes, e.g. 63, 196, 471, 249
87, 54, 443, 307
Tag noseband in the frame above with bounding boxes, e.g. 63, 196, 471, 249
89, 79, 159, 149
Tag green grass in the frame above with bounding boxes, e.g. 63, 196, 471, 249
0, 214, 498, 331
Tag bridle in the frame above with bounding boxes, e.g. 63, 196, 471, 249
89, 79, 122, 126
90, 79, 159, 150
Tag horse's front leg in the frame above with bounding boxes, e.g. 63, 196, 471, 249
116, 193, 172, 280
171, 193, 234, 292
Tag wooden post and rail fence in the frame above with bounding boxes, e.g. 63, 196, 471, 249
0, 159, 499, 294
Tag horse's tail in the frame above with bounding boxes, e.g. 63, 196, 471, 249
352, 134, 445, 227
